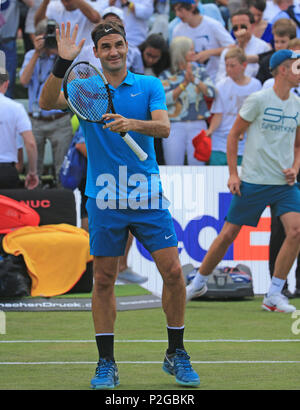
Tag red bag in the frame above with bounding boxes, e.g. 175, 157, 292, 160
0, 195, 40, 234
192, 130, 212, 162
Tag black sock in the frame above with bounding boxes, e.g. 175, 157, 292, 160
166, 326, 185, 355
95, 334, 115, 362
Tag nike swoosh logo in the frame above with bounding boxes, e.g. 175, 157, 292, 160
165, 234, 174, 240
131, 92, 142, 97
104, 28, 113, 33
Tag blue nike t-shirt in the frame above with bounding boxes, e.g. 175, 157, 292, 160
77, 70, 169, 209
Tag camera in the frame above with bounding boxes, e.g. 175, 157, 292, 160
44, 20, 57, 49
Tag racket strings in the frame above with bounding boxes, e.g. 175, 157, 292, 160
66, 64, 111, 121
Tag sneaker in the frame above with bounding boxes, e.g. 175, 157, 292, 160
262, 293, 296, 313
90, 358, 120, 389
162, 349, 200, 387
186, 281, 208, 302
118, 267, 147, 284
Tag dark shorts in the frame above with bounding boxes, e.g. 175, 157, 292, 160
226, 181, 300, 227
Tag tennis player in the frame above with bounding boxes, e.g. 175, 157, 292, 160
186, 49, 300, 313
39, 21, 200, 389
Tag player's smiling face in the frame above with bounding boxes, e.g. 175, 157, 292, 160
94, 34, 128, 73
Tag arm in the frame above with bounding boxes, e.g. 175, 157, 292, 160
34, 0, 49, 27
206, 113, 223, 137
226, 114, 250, 196
102, 109, 170, 139
283, 126, 300, 185
70, 0, 101, 24
39, 22, 85, 111
19, 35, 45, 86
21, 130, 39, 189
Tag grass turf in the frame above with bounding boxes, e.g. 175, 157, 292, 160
0, 296, 300, 390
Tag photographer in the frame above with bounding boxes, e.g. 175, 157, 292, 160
19, 18, 73, 185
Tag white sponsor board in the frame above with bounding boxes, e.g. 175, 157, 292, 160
127, 166, 297, 296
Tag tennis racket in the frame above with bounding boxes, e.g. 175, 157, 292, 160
63, 61, 148, 161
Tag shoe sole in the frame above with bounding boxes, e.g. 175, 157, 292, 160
187, 284, 208, 302
90, 380, 120, 390
262, 303, 295, 313
162, 365, 200, 387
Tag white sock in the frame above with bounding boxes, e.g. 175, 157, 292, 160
267, 276, 285, 297
191, 269, 209, 289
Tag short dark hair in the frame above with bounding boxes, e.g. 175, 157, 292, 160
91, 21, 126, 49
231, 8, 255, 24
247, 0, 267, 12
172, 2, 200, 15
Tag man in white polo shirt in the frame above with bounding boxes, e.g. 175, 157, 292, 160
0, 71, 39, 189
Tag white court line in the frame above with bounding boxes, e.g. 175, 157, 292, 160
0, 339, 300, 343
0, 361, 300, 365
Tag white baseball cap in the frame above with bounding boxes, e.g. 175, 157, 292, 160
102, 6, 124, 22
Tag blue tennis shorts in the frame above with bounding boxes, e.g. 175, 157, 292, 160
86, 198, 178, 256
226, 181, 300, 227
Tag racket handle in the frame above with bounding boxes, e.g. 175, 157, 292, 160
122, 133, 148, 161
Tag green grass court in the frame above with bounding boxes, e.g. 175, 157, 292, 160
1, 285, 300, 390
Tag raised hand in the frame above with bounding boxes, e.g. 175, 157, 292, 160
56, 22, 85, 61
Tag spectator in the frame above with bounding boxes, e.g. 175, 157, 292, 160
159, 36, 215, 165
169, 0, 226, 43
0, 71, 39, 189
207, 47, 261, 165
216, 8, 271, 83
19, 19, 73, 184
106, 0, 154, 47
139, 33, 171, 164
263, 0, 293, 22
139, 33, 171, 77
262, 37, 300, 91
247, 0, 274, 46
271, 1, 300, 37
0, 0, 33, 98
34, 0, 103, 54
148, 0, 169, 40
256, 18, 296, 85
171, 0, 234, 83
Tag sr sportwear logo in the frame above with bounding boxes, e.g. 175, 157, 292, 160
262, 107, 299, 133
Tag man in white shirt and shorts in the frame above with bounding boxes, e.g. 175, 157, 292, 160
186, 49, 300, 313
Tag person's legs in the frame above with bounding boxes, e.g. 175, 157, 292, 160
272, 212, 300, 281
118, 231, 147, 283
151, 246, 200, 386
263, 212, 300, 313
92, 255, 119, 335
152, 246, 186, 329
90, 255, 120, 390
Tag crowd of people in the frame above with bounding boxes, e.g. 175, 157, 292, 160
1, 0, 300, 390
1, 0, 299, 172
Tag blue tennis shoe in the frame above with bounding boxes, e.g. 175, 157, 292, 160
162, 349, 200, 387
90, 358, 120, 389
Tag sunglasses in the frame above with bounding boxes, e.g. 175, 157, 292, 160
232, 24, 248, 31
